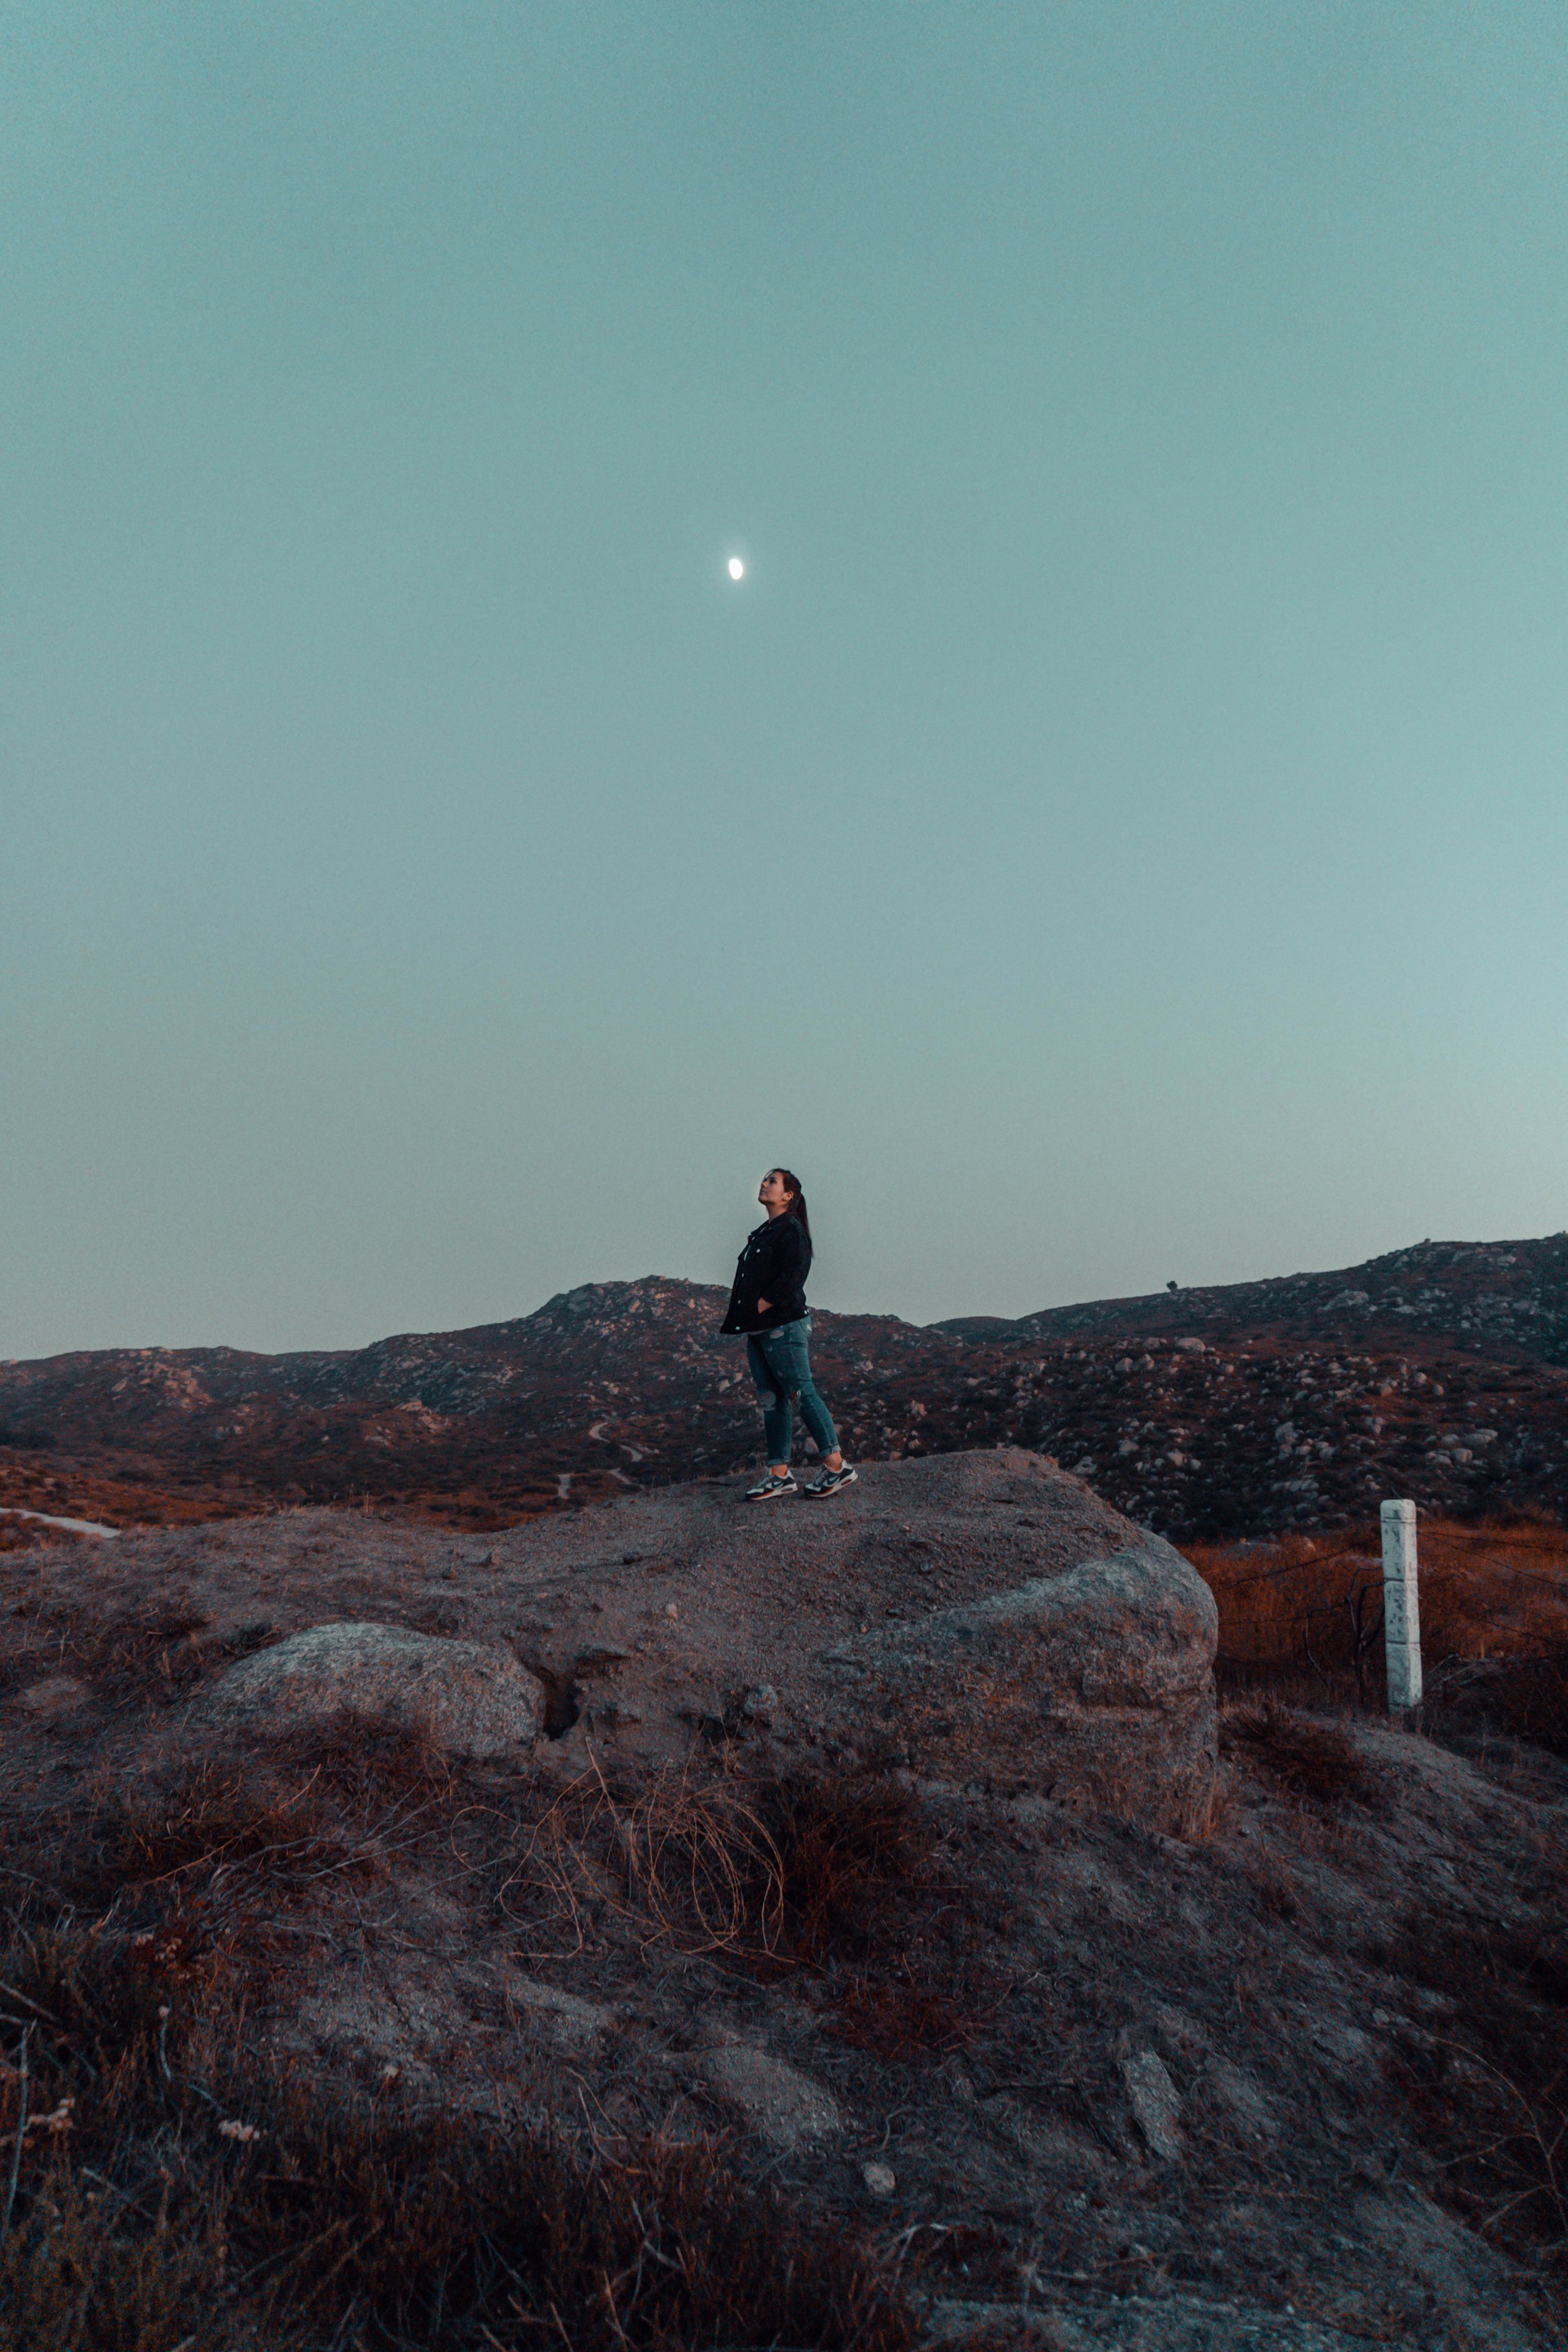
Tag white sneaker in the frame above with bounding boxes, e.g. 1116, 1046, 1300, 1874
745, 1471, 798, 1502
803, 1464, 858, 1498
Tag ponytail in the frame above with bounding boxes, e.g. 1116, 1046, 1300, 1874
773, 1169, 811, 1244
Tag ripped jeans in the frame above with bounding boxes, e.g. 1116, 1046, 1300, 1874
745, 1316, 839, 1466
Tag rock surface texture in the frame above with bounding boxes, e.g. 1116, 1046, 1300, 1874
500, 1448, 1218, 1833
689, 2042, 843, 2154
198, 1620, 547, 1759
76, 1449, 1217, 1828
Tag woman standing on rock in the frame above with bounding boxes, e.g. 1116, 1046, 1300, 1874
721, 1169, 857, 1502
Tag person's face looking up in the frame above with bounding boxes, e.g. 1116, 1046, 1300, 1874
757, 1170, 795, 1218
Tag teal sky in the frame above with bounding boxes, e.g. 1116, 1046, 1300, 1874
4, 3, 1566, 1358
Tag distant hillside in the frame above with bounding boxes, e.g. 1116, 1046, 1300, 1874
2, 1237, 1566, 1541
937, 1233, 1568, 1361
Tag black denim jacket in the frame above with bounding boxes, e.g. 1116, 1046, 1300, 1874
720, 1214, 812, 1334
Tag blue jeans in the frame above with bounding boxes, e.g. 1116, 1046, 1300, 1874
745, 1316, 839, 1467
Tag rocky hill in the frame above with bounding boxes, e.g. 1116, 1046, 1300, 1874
2, 1237, 1566, 1541
939, 1232, 1568, 1358
2, 1453, 1563, 2348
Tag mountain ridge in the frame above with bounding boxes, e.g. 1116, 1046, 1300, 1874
2, 1235, 1566, 1541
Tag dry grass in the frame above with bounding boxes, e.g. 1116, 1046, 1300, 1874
489, 1758, 786, 1961
474, 1760, 997, 2084
1185, 1517, 1568, 1735
31, 1738, 951, 1998
825, 1979, 977, 2060
0, 1904, 922, 2350
1221, 1700, 1385, 1809
264, 1714, 474, 1821
0, 1750, 429, 2016
0, 1520, 66, 1557
759, 1771, 935, 1967
1370, 1909, 1568, 2264
488, 1758, 942, 1976
1188, 1518, 1568, 2271
90, 1762, 344, 1884
0, 1601, 224, 1711
0, 1459, 264, 1535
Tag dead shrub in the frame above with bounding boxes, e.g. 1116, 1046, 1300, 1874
1370, 1909, 1568, 2262
760, 1770, 935, 1967
491, 1758, 785, 1960
31, 1605, 214, 1707
0, 1902, 921, 2351
489, 1760, 941, 1976
0, 2180, 229, 2352
264, 1715, 473, 1818
29, 1764, 382, 1998
0, 1600, 276, 1713
1221, 1700, 1383, 1810
74, 1761, 359, 1904
1426, 1650, 1568, 1758
0, 1912, 173, 2105
235, 2100, 919, 2350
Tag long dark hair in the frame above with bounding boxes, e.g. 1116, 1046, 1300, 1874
772, 1168, 811, 1243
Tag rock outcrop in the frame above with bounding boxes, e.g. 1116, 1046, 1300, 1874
819, 1538, 1216, 1832
82, 1449, 1215, 1828
503, 1448, 1218, 1833
2, 1461, 1557, 2345
689, 2042, 843, 2153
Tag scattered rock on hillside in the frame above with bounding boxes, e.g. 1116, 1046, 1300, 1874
7, 1233, 1566, 1540
690, 2042, 843, 2153
197, 1620, 546, 1759
501, 1977, 617, 2054
2, 1479, 1562, 2348
1122, 2047, 1183, 2162
11, 1674, 92, 1721
51, 1450, 1219, 1833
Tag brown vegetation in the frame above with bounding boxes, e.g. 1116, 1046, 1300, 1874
6, 1235, 1567, 1543
759, 1769, 938, 1967
0, 1597, 274, 1712
475, 1755, 957, 1989
7, 1477, 1568, 2345
0, 1904, 920, 2351
1186, 1515, 1568, 1739
1220, 1699, 1386, 1808
1187, 1518, 1568, 2299
0, 1459, 256, 1534
1, 1740, 951, 2349
1369, 1912, 1568, 2266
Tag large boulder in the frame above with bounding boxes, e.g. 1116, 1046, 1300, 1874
500, 1449, 1218, 1835
198, 1621, 546, 1759
817, 1539, 1216, 1830
167, 1450, 1214, 1829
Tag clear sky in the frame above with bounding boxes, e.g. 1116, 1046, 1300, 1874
3, 3, 1566, 1359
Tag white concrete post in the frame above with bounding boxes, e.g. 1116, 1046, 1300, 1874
1380, 1498, 1422, 1714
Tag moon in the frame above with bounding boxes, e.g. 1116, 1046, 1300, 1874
728, 556, 745, 581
